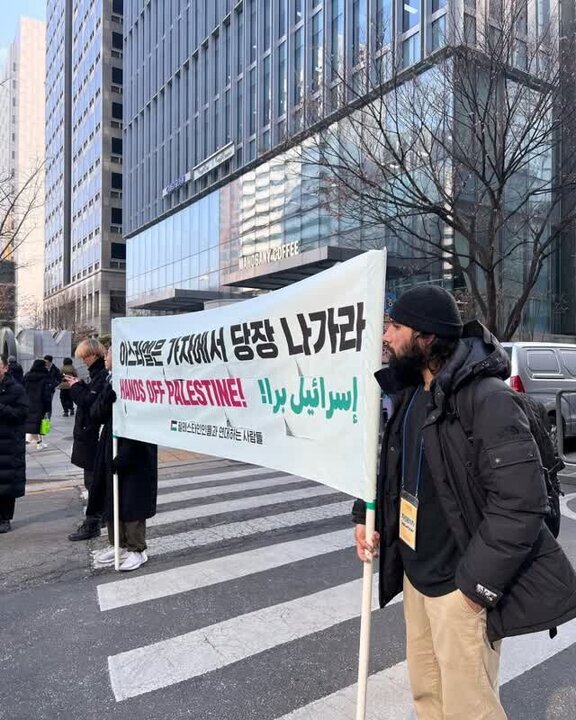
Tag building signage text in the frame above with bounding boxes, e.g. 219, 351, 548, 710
193, 143, 235, 181
162, 171, 192, 198
240, 241, 301, 270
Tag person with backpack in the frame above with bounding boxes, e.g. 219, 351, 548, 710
352, 286, 576, 720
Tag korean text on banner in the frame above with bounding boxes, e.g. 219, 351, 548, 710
112, 250, 386, 502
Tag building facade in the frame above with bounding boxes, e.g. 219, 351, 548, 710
123, 0, 573, 338
0, 17, 46, 331
44, 0, 126, 335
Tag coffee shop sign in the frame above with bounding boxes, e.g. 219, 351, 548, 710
240, 241, 300, 270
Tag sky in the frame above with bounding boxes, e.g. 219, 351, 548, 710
0, 0, 46, 67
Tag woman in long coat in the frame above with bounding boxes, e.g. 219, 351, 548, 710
90, 347, 158, 572
23, 359, 52, 449
0, 355, 28, 532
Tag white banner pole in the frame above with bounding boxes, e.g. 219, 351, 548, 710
113, 435, 120, 571
355, 505, 376, 720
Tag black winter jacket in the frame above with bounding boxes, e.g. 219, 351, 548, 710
69, 357, 109, 470
23, 369, 52, 434
87, 380, 158, 522
0, 374, 28, 498
353, 321, 576, 642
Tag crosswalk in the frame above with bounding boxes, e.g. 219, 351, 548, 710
91, 464, 576, 718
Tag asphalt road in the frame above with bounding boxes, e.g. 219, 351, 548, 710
2, 460, 576, 720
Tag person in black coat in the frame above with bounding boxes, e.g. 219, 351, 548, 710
7, 356, 24, 384
23, 359, 52, 449
0, 355, 29, 533
91, 346, 158, 571
66, 338, 109, 541
44, 355, 62, 419
353, 287, 576, 720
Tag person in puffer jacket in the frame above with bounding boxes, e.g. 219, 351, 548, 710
353, 285, 576, 720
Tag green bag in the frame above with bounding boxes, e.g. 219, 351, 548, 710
40, 417, 51, 436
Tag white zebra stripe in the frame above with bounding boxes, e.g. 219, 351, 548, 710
97, 528, 353, 611
147, 485, 341, 527
108, 576, 383, 701
156, 474, 309, 505
145, 500, 351, 557
158, 465, 278, 489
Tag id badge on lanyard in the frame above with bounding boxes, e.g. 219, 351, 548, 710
399, 490, 419, 551
399, 388, 424, 551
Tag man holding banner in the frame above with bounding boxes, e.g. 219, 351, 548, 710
353, 285, 576, 720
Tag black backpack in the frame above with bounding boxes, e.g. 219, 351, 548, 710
456, 381, 565, 538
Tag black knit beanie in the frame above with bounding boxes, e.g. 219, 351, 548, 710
390, 286, 463, 339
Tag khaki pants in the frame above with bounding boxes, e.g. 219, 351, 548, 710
107, 520, 147, 553
403, 575, 507, 720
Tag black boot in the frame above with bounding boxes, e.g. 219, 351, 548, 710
0, 520, 11, 533
68, 520, 100, 541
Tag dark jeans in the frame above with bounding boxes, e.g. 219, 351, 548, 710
0, 497, 16, 521
60, 389, 74, 414
107, 519, 147, 552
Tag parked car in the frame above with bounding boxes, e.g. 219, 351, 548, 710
501, 342, 576, 446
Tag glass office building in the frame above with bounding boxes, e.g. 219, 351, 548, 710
123, 0, 574, 337
45, 0, 126, 334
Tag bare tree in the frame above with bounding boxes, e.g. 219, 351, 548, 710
0, 163, 45, 261
299, 4, 576, 340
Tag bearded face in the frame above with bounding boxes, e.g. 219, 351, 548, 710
385, 331, 427, 387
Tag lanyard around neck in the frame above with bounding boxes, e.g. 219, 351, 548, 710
402, 387, 424, 498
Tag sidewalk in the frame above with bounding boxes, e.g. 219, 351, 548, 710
26, 410, 208, 483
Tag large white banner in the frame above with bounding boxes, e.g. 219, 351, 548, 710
112, 250, 386, 502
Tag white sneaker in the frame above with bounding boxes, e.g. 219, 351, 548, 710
93, 546, 129, 566
119, 551, 148, 572
36, 441, 48, 450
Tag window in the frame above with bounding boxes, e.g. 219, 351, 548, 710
311, 10, 323, 92
402, 33, 420, 67
537, 0, 550, 35
376, 0, 392, 49
295, 0, 303, 23
294, 27, 304, 104
331, 0, 344, 79
402, 0, 420, 32
262, 55, 271, 125
278, 0, 287, 37
112, 102, 123, 120
514, 40, 528, 69
560, 351, 576, 376
236, 8, 244, 74
249, 67, 256, 134
263, 0, 271, 50
112, 32, 123, 50
112, 67, 123, 84
432, 0, 446, 11
111, 208, 123, 225
352, 0, 367, 65
277, 41, 287, 116
527, 350, 560, 375
249, 0, 257, 63
111, 172, 123, 189
237, 79, 243, 136
112, 137, 122, 154
224, 22, 231, 85
112, 0, 124, 13
431, 15, 445, 50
